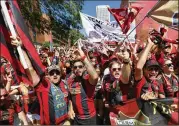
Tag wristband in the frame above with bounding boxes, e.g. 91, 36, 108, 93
81, 55, 86, 61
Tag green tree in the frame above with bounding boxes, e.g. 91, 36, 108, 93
17, 0, 84, 45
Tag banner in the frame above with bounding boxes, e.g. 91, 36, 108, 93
80, 12, 136, 43
147, 0, 179, 31
110, 98, 179, 125
80, 39, 109, 56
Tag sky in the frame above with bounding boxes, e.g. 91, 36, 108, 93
81, 1, 122, 22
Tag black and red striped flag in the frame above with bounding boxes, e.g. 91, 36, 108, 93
0, 11, 30, 84
8, 0, 46, 76
0, 0, 45, 84
108, 6, 142, 34
109, 98, 179, 125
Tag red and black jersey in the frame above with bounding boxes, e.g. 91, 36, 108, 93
135, 76, 164, 98
35, 78, 68, 125
101, 74, 130, 105
68, 73, 96, 119
0, 100, 22, 125
159, 75, 179, 97
58, 80, 69, 105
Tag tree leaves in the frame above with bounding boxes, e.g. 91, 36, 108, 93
17, 0, 84, 45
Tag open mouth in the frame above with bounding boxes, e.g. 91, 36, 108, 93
149, 74, 156, 79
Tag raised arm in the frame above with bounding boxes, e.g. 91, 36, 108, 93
135, 37, 155, 81
116, 48, 131, 84
78, 49, 99, 85
10, 36, 40, 87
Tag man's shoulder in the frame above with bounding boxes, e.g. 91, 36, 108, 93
34, 77, 51, 91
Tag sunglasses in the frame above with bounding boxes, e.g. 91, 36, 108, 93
73, 65, 83, 69
147, 67, 159, 71
164, 45, 171, 49
165, 63, 173, 67
112, 68, 121, 72
49, 70, 60, 76
0, 94, 9, 99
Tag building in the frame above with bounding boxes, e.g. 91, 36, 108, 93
96, 5, 110, 22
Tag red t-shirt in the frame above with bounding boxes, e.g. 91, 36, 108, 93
0, 100, 22, 125
101, 74, 130, 105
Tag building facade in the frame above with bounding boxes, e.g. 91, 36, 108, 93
96, 5, 110, 22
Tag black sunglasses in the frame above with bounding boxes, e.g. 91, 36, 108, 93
0, 94, 9, 99
49, 70, 60, 76
147, 67, 159, 71
73, 65, 83, 69
112, 68, 121, 72
165, 63, 173, 67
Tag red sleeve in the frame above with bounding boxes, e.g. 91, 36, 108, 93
14, 102, 22, 113
35, 78, 50, 92
135, 76, 146, 98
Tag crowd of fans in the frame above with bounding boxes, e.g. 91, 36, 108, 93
0, 30, 178, 125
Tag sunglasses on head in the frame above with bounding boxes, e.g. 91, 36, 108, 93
147, 67, 159, 71
165, 63, 173, 67
112, 68, 121, 72
73, 65, 83, 69
49, 70, 60, 76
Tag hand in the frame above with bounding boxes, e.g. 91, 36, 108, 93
171, 104, 178, 112
141, 91, 156, 101
5, 72, 13, 83
68, 110, 75, 120
55, 50, 59, 57
147, 36, 156, 46
10, 36, 22, 47
116, 49, 130, 61
129, 40, 140, 54
74, 49, 85, 60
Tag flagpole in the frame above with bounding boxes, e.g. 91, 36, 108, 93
115, 0, 162, 53
114, 15, 147, 53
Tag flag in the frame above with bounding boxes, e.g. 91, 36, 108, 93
109, 98, 179, 125
80, 39, 109, 56
108, 6, 142, 34
0, 11, 30, 84
0, 0, 45, 85
128, 1, 178, 42
6, 0, 45, 76
147, 0, 179, 31
79, 12, 136, 43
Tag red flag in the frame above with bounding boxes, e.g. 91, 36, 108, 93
0, 12, 30, 85
0, 0, 45, 85
7, 0, 46, 76
108, 6, 142, 34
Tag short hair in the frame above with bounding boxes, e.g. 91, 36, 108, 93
72, 60, 84, 66
109, 61, 122, 69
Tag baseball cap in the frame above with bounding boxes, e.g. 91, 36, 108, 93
144, 59, 160, 68
47, 65, 61, 73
